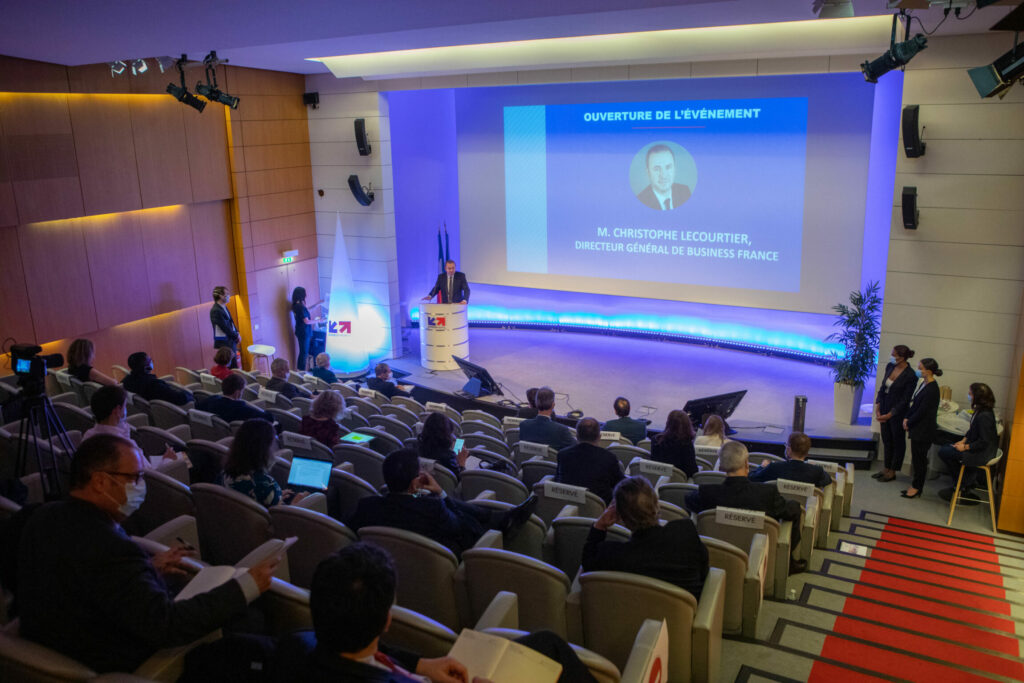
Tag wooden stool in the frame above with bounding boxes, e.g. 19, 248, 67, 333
947, 448, 1003, 533
247, 344, 276, 375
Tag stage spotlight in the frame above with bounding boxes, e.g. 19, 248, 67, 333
130, 58, 148, 75
196, 51, 241, 109
968, 38, 1024, 99
861, 13, 927, 83
109, 60, 126, 76
166, 55, 206, 112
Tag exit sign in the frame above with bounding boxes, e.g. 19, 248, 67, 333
282, 256, 294, 264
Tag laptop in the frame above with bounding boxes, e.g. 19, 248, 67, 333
339, 432, 376, 445
286, 455, 333, 492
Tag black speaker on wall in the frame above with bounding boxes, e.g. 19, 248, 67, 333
901, 186, 918, 230
902, 104, 926, 158
354, 118, 372, 156
348, 174, 375, 206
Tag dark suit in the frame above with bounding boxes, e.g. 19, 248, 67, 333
650, 436, 698, 478
582, 519, 708, 599
556, 442, 624, 504
517, 406, 539, 419
602, 416, 647, 445
426, 271, 470, 304
210, 303, 240, 365
196, 394, 274, 424
938, 408, 998, 491
273, 633, 423, 683
636, 183, 691, 210
266, 377, 312, 400
309, 366, 337, 385
122, 372, 193, 406
347, 492, 494, 557
520, 415, 576, 451
905, 380, 940, 490
749, 459, 832, 489
685, 476, 802, 550
875, 363, 917, 472
367, 376, 410, 399
17, 498, 247, 673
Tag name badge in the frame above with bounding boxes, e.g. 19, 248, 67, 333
543, 479, 588, 503
715, 506, 765, 529
187, 409, 213, 426
518, 441, 549, 458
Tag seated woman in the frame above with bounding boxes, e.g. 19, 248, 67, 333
66, 338, 117, 386
694, 414, 727, 448
650, 409, 698, 478
417, 411, 468, 479
209, 346, 234, 381
221, 419, 307, 507
582, 475, 708, 599
301, 390, 346, 448
938, 382, 999, 504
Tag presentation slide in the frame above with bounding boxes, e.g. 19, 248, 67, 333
504, 97, 808, 292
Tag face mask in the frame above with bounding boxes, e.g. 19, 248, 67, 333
967, 393, 973, 406
915, 369, 923, 378
106, 476, 146, 517
889, 356, 898, 365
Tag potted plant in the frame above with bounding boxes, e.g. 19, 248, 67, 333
827, 281, 882, 425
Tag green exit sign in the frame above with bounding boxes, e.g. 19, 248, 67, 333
282, 256, 294, 264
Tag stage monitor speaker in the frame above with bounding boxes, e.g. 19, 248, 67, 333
354, 118, 372, 156
302, 91, 319, 108
901, 186, 918, 230
901, 105, 925, 158
348, 175, 375, 206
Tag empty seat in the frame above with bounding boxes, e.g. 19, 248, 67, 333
514, 440, 557, 465
184, 439, 230, 485
51, 402, 95, 434
357, 387, 391, 407
627, 456, 687, 485
702, 534, 767, 639
191, 482, 274, 566
346, 396, 382, 418
460, 419, 504, 441
149, 400, 189, 430
657, 482, 698, 511
127, 469, 196, 538
766, 479, 822, 560
187, 409, 232, 441
280, 430, 334, 462
608, 444, 649, 471
461, 410, 502, 432
381, 404, 420, 429
520, 458, 558, 490
330, 382, 358, 398
354, 426, 403, 456
425, 401, 462, 423
269, 505, 358, 589
462, 433, 512, 460
458, 469, 529, 505
368, 414, 414, 441
338, 410, 370, 431
390, 395, 425, 414
291, 396, 313, 417
267, 407, 303, 434
333, 444, 386, 489
326, 468, 379, 522
692, 471, 727, 486
532, 480, 606, 526
469, 497, 547, 561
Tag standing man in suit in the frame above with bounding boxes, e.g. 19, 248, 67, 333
636, 144, 691, 211
749, 432, 833, 489
555, 417, 624, 504
422, 260, 470, 304
210, 286, 240, 369
603, 397, 647, 445
519, 386, 576, 451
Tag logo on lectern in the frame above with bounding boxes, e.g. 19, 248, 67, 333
327, 320, 352, 335
427, 316, 446, 328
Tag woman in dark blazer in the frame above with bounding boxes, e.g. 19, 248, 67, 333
650, 409, 698, 478
938, 382, 999, 504
900, 358, 942, 498
873, 344, 918, 482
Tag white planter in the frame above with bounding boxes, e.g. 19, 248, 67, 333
833, 382, 864, 425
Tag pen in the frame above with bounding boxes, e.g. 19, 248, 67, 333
176, 537, 196, 551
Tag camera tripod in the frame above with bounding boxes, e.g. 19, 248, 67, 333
15, 392, 74, 500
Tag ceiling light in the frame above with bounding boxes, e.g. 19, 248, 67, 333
109, 60, 126, 76
861, 13, 927, 83
166, 55, 206, 112
196, 51, 240, 109
130, 58, 148, 75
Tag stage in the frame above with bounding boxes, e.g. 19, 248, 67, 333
387, 326, 877, 460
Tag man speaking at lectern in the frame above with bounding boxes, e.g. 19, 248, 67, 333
423, 259, 470, 304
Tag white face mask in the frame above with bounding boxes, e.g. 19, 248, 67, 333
889, 356, 898, 365
106, 476, 146, 517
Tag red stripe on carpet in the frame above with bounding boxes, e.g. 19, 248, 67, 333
860, 561, 1007, 600
851, 577, 1011, 626
832, 616, 1024, 680
869, 548, 1003, 587
878, 529, 1002, 565
881, 517, 995, 545
841, 597, 1020, 656
874, 539, 1002, 573
818, 635, 999, 683
808, 661, 892, 683
870, 524, 998, 554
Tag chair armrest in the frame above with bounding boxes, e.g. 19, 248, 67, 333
155, 457, 190, 485
818, 486, 834, 545
126, 413, 150, 428
555, 504, 579, 519
692, 567, 725, 683
262, 579, 312, 636
800, 497, 818, 560
0, 629, 99, 679
19, 473, 44, 504
831, 472, 845, 531
470, 490, 497, 501
143, 514, 199, 551
474, 591, 519, 630
566, 571, 583, 645
134, 630, 220, 682
50, 391, 78, 405
473, 529, 504, 550
620, 619, 667, 683
774, 520, 793, 599
843, 464, 854, 516
743, 533, 768, 639
336, 461, 354, 473
167, 424, 192, 442
295, 492, 328, 514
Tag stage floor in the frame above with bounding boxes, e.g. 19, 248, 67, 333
389, 327, 875, 442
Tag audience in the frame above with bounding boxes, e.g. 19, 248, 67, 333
83, 385, 178, 465
266, 358, 312, 400
602, 396, 647, 445
555, 417, 623, 504
694, 414, 727, 448
220, 419, 307, 507
650, 409, 698, 478
518, 386, 540, 418
582, 476, 709, 599
209, 346, 235, 381
749, 432, 832, 489
347, 449, 537, 557
685, 440, 806, 573
122, 352, 193, 406
938, 381, 999, 505
519, 386, 576, 451
309, 352, 338, 386
300, 390, 346, 448
66, 338, 117, 386
16, 434, 278, 673
416, 411, 468, 479
366, 362, 412, 399
196, 373, 274, 424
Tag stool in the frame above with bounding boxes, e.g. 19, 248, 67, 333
247, 344, 276, 375
947, 448, 1003, 533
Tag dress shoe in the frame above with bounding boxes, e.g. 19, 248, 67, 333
871, 471, 886, 480
878, 473, 896, 482
499, 494, 539, 535
900, 489, 922, 499
789, 558, 808, 574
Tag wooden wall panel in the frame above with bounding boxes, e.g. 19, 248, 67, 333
139, 205, 200, 315
225, 66, 305, 96
130, 98, 192, 208
68, 96, 143, 215
68, 64, 130, 94
183, 105, 232, 202
241, 120, 309, 146
253, 234, 318, 272
147, 308, 205, 373
251, 213, 317, 246
0, 56, 69, 93
253, 265, 293, 360
0, 115, 16, 227
83, 212, 153, 328
0, 225, 35, 343
243, 143, 311, 172
17, 218, 97, 341
190, 200, 237, 303
245, 166, 312, 197
248, 189, 313, 222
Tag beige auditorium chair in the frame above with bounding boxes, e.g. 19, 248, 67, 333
326, 468, 379, 522
191, 483, 274, 566
368, 414, 414, 441
532, 479, 606, 526
183, 440, 229, 484
332, 444, 386, 489
627, 456, 688, 485
149, 400, 188, 430
695, 508, 790, 599
381, 403, 419, 429
457, 468, 529, 504
542, 509, 631, 579
691, 471, 726, 486
657, 481, 698, 511
767, 479, 824, 560
702, 534, 768, 638
291, 396, 313, 417
607, 443, 648, 471
354, 426, 404, 456
269, 505, 358, 589
357, 387, 391, 408
346, 396, 382, 418
463, 433, 513, 460
513, 440, 556, 465
338, 409, 370, 431
266, 408, 302, 434
520, 458, 558, 490
134, 426, 189, 459
425, 401, 462, 424
807, 458, 849, 530
461, 410, 503, 432
51, 402, 95, 434
279, 431, 334, 462
186, 410, 232, 442
469, 496, 547, 560
459, 419, 504, 441
127, 469, 195, 538
389, 395, 425, 414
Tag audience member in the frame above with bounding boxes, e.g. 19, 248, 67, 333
209, 286, 240, 369
749, 432, 832, 489
209, 346, 234, 381
685, 440, 805, 573
519, 386, 576, 451
602, 396, 647, 445
650, 409, 698, 478
66, 338, 117, 386
301, 390, 346, 448
196, 373, 273, 424
221, 419, 306, 507
939, 382, 999, 505
582, 476, 708, 599
518, 386, 540, 418
347, 449, 537, 557
17, 434, 278, 673
310, 353, 338, 386
555, 417, 623, 504
417, 411, 467, 479
366, 362, 413, 399
266, 358, 312, 400
694, 414, 727, 448
122, 352, 193, 406
84, 385, 178, 465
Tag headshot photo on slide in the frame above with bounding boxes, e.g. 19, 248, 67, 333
630, 141, 697, 211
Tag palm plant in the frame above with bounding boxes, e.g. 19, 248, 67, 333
826, 281, 882, 387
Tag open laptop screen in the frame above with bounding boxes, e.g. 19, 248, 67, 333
287, 455, 333, 490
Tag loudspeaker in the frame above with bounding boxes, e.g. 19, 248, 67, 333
347, 175, 375, 206
354, 118, 372, 156
901, 186, 918, 229
901, 105, 925, 158
302, 92, 319, 108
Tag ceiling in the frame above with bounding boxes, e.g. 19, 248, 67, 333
0, 0, 1014, 75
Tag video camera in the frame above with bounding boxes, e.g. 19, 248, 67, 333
10, 344, 63, 395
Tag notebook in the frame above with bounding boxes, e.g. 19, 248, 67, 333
286, 455, 333, 491
339, 432, 376, 445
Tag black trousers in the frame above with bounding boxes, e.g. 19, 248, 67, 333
909, 438, 931, 491
295, 331, 310, 371
938, 444, 982, 490
880, 417, 907, 471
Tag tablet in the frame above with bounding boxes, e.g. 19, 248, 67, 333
287, 455, 333, 491
340, 432, 376, 444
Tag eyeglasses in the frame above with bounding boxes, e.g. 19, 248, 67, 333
103, 471, 146, 484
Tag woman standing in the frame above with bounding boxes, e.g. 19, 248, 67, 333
651, 409, 698, 478
873, 345, 917, 482
291, 287, 323, 371
901, 358, 942, 498
938, 383, 999, 504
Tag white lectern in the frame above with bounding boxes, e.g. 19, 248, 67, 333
419, 303, 469, 371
